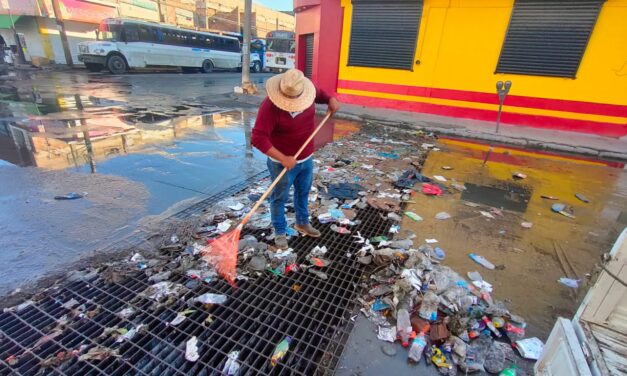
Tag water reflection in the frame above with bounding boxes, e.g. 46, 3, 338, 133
404, 137, 626, 337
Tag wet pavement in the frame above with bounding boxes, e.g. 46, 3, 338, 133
0, 70, 626, 374
0, 70, 357, 295
401, 138, 627, 338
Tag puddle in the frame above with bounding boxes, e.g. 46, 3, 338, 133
403, 137, 627, 338
461, 182, 532, 212
0, 70, 358, 295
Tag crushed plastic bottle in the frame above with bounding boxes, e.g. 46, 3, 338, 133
223, 350, 240, 375
418, 291, 439, 321
469, 253, 496, 269
408, 329, 429, 363
404, 211, 423, 221
271, 336, 292, 366
390, 238, 413, 250
396, 308, 412, 347
558, 277, 580, 288
193, 293, 228, 305
482, 316, 502, 338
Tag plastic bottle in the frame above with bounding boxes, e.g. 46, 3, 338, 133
271, 336, 292, 366
408, 331, 428, 363
458, 295, 478, 310
500, 365, 517, 376
396, 308, 412, 347
482, 316, 502, 338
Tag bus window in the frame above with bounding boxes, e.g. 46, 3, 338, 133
267, 39, 292, 53
154, 28, 164, 43
163, 31, 176, 45
138, 25, 153, 43
181, 33, 190, 47
122, 24, 139, 42
289, 40, 295, 53
98, 22, 122, 41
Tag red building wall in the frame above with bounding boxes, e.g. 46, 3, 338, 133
294, 0, 343, 95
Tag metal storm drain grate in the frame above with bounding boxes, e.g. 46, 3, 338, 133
0, 205, 391, 375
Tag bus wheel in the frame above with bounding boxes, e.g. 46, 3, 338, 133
201, 60, 214, 73
107, 55, 127, 74
85, 63, 103, 72
252, 61, 262, 73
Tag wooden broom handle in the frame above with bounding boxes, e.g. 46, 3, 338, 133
240, 113, 332, 227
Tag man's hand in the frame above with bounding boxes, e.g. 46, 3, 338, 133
280, 155, 297, 170
328, 97, 341, 115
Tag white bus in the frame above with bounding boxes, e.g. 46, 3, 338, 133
265, 30, 295, 73
78, 18, 253, 74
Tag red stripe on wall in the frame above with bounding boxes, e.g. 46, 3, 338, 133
441, 136, 625, 168
337, 80, 627, 118
337, 93, 627, 138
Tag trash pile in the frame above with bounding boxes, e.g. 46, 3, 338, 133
1, 124, 540, 374
358, 240, 540, 374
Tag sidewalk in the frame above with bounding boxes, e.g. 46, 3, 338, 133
230, 88, 627, 162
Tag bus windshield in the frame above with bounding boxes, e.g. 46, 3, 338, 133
267, 38, 294, 53
98, 22, 122, 41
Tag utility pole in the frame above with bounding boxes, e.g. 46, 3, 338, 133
156, 0, 164, 22
51, 0, 73, 66
239, 0, 255, 93
74, 94, 96, 173
4, 1, 26, 64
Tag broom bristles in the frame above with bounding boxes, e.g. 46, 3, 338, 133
201, 226, 242, 287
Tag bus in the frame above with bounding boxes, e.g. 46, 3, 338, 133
77, 18, 242, 74
265, 30, 295, 73
219, 31, 265, 73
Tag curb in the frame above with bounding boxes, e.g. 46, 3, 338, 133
326, 110, 627, 163
231, 92, 627, 163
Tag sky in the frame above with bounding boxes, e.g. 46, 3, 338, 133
254, 0, 293, 11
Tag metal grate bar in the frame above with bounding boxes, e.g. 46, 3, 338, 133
1, 151, 404, 376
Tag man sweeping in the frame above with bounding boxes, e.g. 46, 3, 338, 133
252, 69, 340, 249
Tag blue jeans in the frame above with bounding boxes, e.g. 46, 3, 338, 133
267, 157, 314, 235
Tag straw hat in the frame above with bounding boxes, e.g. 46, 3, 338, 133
266, 69, 316, 112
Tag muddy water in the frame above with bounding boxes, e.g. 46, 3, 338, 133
402, 138, 627, 338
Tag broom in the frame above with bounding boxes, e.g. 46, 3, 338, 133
202, 113, 333, 286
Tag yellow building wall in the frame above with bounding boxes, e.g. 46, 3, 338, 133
337, 0, 627, 119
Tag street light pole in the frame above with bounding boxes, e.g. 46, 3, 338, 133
241, 0, 252, 90
51, 0, 73, 66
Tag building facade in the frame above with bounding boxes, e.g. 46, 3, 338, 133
196, 0, 295, 37
0, 0, 294, 65
295, 0, 627, 137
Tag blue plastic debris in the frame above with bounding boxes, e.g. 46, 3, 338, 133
372, 299, 391, 311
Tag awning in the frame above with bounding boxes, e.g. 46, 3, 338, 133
0, 15, 20, 29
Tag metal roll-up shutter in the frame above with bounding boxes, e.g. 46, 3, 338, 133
348, 0, 422, 70
304, 33, 314, 79
496, 0, 604, 78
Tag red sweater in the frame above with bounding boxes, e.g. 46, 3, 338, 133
252, 87, 331, 160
